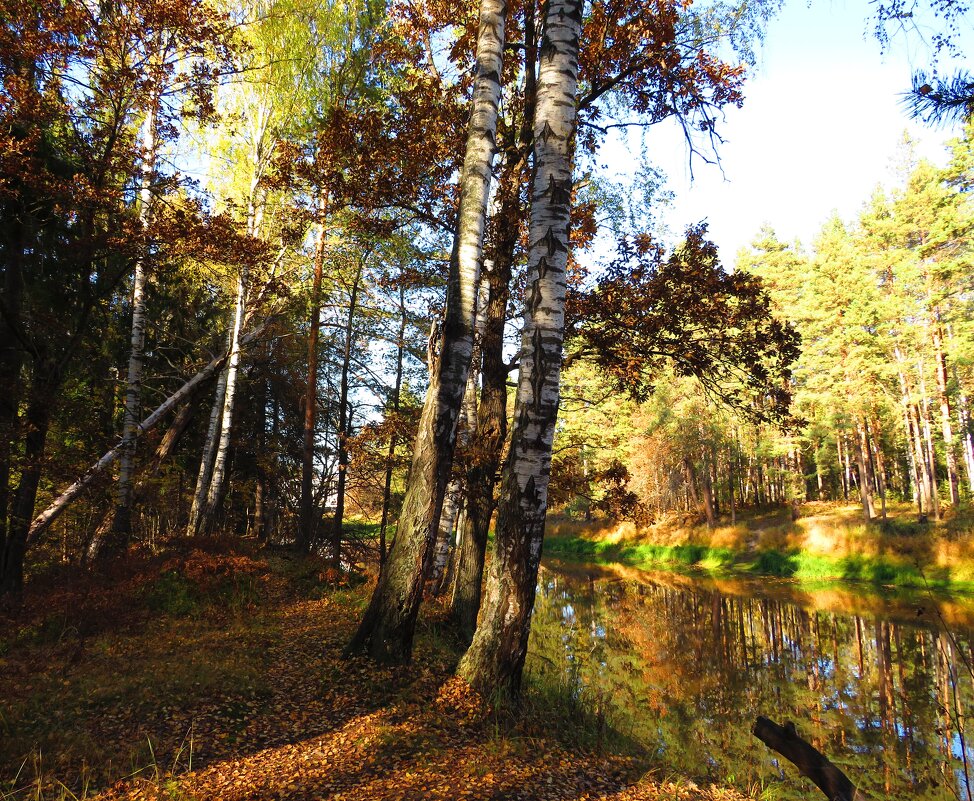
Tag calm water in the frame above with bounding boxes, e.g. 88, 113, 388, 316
527, 560, 974, 800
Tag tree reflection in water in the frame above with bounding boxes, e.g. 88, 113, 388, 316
527, 561, 974, 800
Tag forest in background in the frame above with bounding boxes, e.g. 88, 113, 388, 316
552, 131, 974, 532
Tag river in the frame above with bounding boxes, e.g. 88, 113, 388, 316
527, 559, 974, 800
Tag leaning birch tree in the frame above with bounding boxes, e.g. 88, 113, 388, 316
346, 0, 506, 663
457, 0, 582, 698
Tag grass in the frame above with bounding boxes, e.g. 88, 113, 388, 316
544, 501, 974, 594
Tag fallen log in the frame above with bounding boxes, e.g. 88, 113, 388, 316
26, 322, 269, 545
752, 716, 867, 801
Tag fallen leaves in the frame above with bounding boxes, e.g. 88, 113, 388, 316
1, 546, 755, 801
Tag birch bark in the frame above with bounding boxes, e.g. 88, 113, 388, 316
106, 91, 160, 552
346, 0, 506, 663
457, 0, 581, 698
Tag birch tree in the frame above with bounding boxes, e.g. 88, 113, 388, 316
457, 0, 582, 698
346, 0, 506, 663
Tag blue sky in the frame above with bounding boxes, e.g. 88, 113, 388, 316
622, 0, 974, 262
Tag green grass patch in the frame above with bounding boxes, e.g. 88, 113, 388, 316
544, 535, 974, 594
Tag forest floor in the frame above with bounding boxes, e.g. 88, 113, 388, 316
545, 501, 974, 593
1, 539, 751, 801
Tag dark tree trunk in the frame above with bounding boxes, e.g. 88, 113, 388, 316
448, 3, 535, 643
378, 286, 407, 565
0, 238, 25, 562
299, 226, 327, 553
1, 360, 59, 602
753, 717, 866, 801
331, 262, 362, 566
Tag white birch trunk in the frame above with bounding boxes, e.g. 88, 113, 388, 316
347, 0, 506, 663
111, 99, 160, 544
199, 263, 249, 529
431, 483, 460, 591
458, 0, 582, 697
187, 330, 231, 535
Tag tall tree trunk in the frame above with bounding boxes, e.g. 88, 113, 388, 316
347, 0, 506, 664
0, 225, 25, 563
1, 359, 59, 602
107, 94, 160, 553
854, 421, 875, 522
378, 285, 408, 564
918, 359, 941, 520
299, 224, 327, 553
457, 0, 581, 699
728, 441, 737, 524
867, 417, 887, 521
449, 255, 514, 640
932, 322, 960, 505
449, 49, 535, 638
957, 385, 974, 494
700, 451, 717, 527
198, 262, 249, 533
331, 261, 363, 566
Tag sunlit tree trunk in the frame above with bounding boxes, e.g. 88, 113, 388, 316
867, 417, 887, 521
932, 322, 960, 505
457, 0, 581, 698
918, 359, 941, 520
700, 451, 717, 527
298, 224, 327, 553
449, 256, 514, 640
449, 50, 535, 635
331, 260, 363, 566
188, 335, 230, 535
378, 286, 408, 564
956, 387, 974, 493
198, 262, 249, 532
347, 0, 506, 663
854, 421, 875, 522
431, 483, 461, 592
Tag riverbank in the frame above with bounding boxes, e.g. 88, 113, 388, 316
0, 540, 751, 801
544, 501, 974, 594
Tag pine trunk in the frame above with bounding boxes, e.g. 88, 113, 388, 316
932, 323, 960, 505
457, 0, 581, 699
854, 421, 875, 522
918, 360, 941, 520
378, 286, 408, 564
1, 360, 60, 602
867, 417, 887, 521
346, 0, 506, 664
299, 225, 327, 552
331, 263, 363, 566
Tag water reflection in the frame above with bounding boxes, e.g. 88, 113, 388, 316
527, 561, 974, 800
